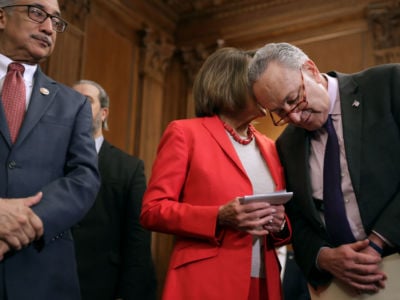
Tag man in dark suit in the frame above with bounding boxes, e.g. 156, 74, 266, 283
0, 0, 100, 299
72, 80, 157, 300
277, 246, 310, 300
249, 43, 400, 298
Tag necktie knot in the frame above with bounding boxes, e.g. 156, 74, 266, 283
7, 62, 25, 74
323, 115, 334, 131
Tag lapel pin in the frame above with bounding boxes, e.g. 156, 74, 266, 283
352, 100, 360, 108
40, 87, 50, 95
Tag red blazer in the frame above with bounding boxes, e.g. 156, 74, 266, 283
141, 115, 291, 300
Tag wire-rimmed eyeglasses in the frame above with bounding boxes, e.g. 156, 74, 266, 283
2, 5, 68, 33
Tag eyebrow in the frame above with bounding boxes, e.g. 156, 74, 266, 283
31, 3, 61, 17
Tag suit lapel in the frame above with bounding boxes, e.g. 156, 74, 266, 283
0, 97, 11, 146
202, 116, 249, 178
333, 72, 362, 196
16, 68, 58, 146
281, 126, 323, 224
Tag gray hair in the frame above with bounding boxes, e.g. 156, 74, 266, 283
0, 1, 17, 7
74, 79, 110, 130
248, 42, 309, 87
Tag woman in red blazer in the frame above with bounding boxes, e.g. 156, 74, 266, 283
140, 47, 292, 300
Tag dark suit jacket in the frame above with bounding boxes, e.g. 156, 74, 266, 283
276, 64, 400, 287
0, 67, 100, 299
282, 250, 310, 300
73, 140, 157, 300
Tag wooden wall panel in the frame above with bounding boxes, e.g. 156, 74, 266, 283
43, 1, 396, 299
44, 26, 84, 86
82, 14, 136, 153
138, 78, 164, 177
161, 55, 189, 129
297, 33, 371, 73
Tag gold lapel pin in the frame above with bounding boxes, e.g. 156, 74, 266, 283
40, 87, 50, 95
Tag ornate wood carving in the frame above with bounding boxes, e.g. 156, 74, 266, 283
368, 0, 400, 63
59, 0, 90, 31
180, 39, 225, 83
140, 27, 176, 82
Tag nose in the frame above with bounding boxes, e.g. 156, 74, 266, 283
39, 17, 54, 34
287, 110, 302, 124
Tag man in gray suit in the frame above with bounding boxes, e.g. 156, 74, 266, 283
0, 0, 100, 299
249, 42, 399, 297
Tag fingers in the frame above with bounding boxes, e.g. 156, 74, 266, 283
23, 192, 43, 207
0, 195, 44, 251
261, 207, 286, 233
3, 213, 32, 250
219, 197, 286, 235
239, 202, 284, 234
318, 244, 386, 294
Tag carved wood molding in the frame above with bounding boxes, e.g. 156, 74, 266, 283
368, 0, 400, 63
140, 27, 176, 83
374, 46, 400, 63
180, 39, 225, 84
59, 0, 90, 31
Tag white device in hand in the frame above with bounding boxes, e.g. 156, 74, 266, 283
239, 191, 293, 205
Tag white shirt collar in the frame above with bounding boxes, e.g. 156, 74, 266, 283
94, 135, 104, 154
0, 53, 37, 85
324, 73, 339, 115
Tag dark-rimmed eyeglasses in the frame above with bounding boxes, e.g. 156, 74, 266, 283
2, 5, 68, 33
269, 70, 312, 126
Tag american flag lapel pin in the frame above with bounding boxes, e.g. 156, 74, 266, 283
352, 100, 360, 108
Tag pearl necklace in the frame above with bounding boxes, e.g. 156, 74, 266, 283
223, 122, 255, 145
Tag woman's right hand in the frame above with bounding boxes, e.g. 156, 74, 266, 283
217, 197, 276, 236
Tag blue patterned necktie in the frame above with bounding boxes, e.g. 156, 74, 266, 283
323, 115, 355, 246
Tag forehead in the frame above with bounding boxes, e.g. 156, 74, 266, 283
253, 62, 300, 106
74, 83, 100, 101
18, 0, 61, 14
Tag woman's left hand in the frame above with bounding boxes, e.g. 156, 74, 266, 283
262, 204, 286, 233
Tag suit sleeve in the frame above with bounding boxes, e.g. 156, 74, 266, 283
118, 159, 157, 300
33, 98, 100, 245
140, 121, 220, 242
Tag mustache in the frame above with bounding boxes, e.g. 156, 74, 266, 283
31, 34, 52, 47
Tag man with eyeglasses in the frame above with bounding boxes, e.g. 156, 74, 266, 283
0, 0, 99, 299
249, 42, 400, 299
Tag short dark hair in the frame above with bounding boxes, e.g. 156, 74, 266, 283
193, 47, 253, 117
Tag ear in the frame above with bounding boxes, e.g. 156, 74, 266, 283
101, 107, 109, 121
0, 8, 7, 29
302, 59, 324, 84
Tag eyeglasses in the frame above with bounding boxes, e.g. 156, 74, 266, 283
269, 70, 312, 126
2, 5, 68, 32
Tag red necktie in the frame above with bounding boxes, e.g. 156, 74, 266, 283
2, 62, 26, 143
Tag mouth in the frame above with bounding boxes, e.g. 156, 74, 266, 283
32, 34, 52, 48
